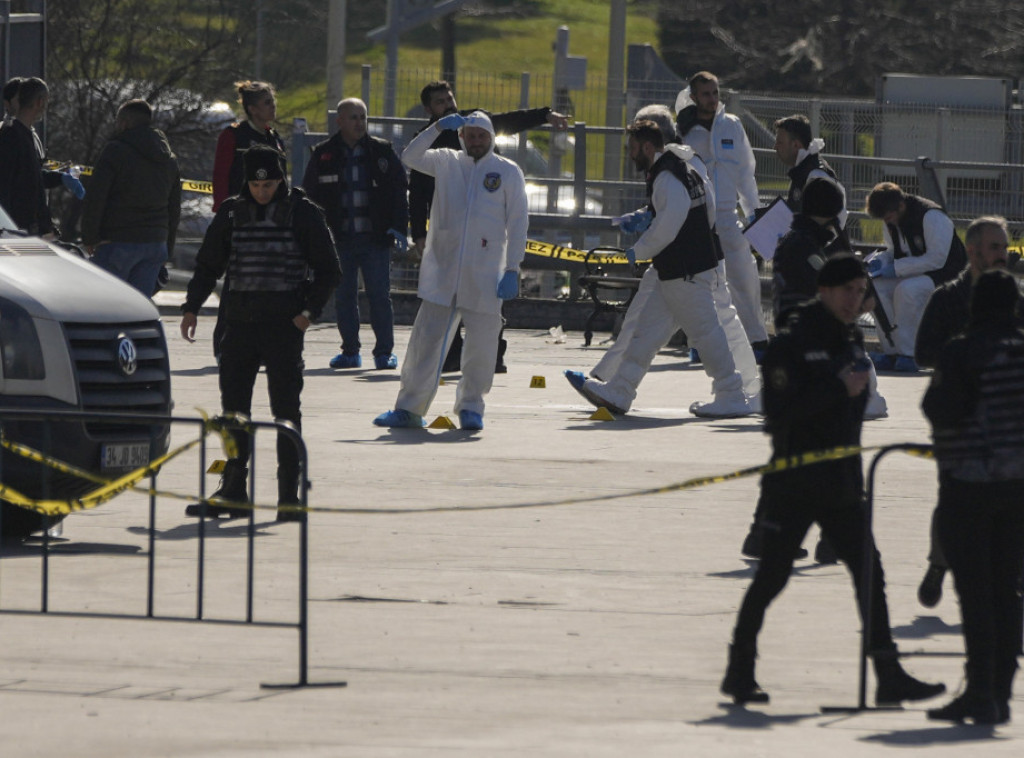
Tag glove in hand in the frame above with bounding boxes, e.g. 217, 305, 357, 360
618, 210, 652, 234
497, 270, 519, 300
62, 172, 86, 199
625, 248, 636, 266
437, 113, 467, 131
868, 257, 896, 278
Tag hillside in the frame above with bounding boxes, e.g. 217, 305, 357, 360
276, 0, 661, 131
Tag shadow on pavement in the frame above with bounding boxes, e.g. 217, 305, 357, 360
861, 724, 1003, 746
693, 705, 819, 729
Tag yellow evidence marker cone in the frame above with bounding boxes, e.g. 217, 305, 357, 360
589, 407, 616, 421
530, 375, 546, 388
428, 415, 457, 429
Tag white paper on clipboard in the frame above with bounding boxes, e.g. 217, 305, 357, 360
742, 197, 793, 260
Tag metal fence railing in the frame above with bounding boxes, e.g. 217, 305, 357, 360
317, 66, 1024, 298
0, 409, 342, 689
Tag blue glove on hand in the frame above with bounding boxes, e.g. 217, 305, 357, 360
387, 228, 408, 252
867, 257, 896, 278
625, 248, 636, 266
62, 172, 86, 199
618, 209, 652, 234
497, 270, 519, 300
437, 113, 467, 131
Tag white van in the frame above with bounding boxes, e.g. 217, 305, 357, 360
0, 202, 172, 539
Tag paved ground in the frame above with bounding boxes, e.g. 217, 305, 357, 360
1, 309, 1020, 756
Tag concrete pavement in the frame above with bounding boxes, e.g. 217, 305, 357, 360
0, 313, 1019, 756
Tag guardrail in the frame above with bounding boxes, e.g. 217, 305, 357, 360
0, 409, 342, 689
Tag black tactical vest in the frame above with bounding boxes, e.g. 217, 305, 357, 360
646, 151, 719, 280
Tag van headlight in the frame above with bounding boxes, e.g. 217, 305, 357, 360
0, 297, 45, 380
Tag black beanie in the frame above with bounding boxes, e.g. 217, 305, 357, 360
243, 144, 285, 182
970, 269, 1020, 322
801, 177, 844, 218
817, 253, 867, 287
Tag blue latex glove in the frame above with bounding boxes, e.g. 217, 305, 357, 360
62, 172, 86, 199
436, 113, 467, 131
387, 228, 408, 252
625, 248, 636, 266
497, 270, 519, 300
618, 209, 652, 234
867, 257, 896, 278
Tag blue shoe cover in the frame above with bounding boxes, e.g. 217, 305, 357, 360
373, 409, 424, 428
459, 410, 483, 430
564, 369, 586, 391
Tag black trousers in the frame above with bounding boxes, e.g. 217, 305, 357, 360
732, 474, 896, 654
937, 475, 1024, 697
219, 319, 304, 483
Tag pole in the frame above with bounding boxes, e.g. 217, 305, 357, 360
255, 0, 264, 79
327, 0, 348, 109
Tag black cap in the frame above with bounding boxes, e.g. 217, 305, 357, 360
817, 253, 867, 287
801, 177, 844, 218
243, 144, 285, 182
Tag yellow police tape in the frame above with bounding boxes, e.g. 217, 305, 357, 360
47, 161, 623, 265
0, 413, 240, 517
0, 428, 933, 517
48, 161, 214, 198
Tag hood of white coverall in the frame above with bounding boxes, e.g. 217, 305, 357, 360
458, 110, 496, 158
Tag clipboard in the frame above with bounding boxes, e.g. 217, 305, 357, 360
742, 196, 793, 260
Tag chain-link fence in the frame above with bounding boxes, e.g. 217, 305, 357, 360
351, 65, 1024, 300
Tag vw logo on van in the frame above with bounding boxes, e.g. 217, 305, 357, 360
117, 334, 138, 377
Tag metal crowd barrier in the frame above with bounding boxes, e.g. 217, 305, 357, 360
0, 408, 344, 690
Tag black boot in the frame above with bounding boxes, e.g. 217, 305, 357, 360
916, 563, 946, 608
991, 658, 1017, 724
814, 535, 838, 565
741, 522, 807, 560
873, 650, 946, 705
927, 691, 1000, 725
721, 643, 770, 705
185, 461, 250, 519
740, 524, 763, 558
275, 469, 305, 523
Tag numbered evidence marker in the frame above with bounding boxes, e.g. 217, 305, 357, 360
529, 376, 546, 388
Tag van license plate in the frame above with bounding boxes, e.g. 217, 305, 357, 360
101, 443, 150, 470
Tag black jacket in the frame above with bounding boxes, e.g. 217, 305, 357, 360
763, 299, 868, 495
0, 119, 53, 235
80, 124, 182, 249
914, 269, 972, 369
407, 106, 552, 240
302, 132, 407, 245
923, 316, 1024, 482
184, 185, 341, 322
915, 268, 1024, 368
772, 214, 838, 324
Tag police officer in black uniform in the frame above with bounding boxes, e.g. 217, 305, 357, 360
180, 145, 340, 521
721, 254, 945, 707
210, 80, 287, 364
923, 269, 1024, 725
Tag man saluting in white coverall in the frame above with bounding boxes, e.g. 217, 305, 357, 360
374, 111, 528, 431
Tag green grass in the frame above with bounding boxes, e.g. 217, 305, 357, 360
276, 0, 660, 131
